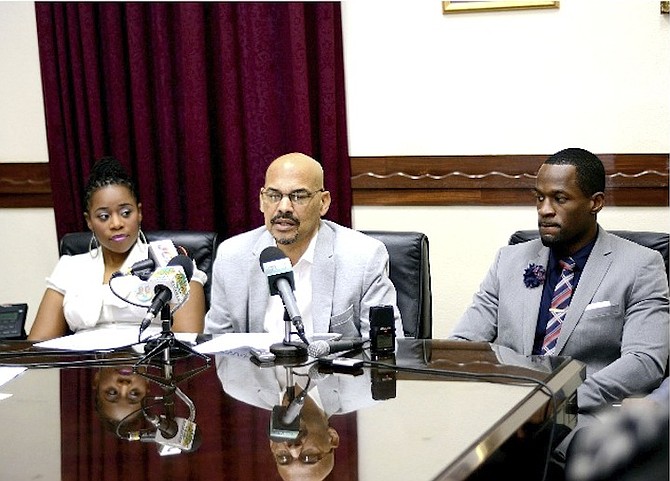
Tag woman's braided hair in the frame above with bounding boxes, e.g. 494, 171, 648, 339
84, 156, 139, 211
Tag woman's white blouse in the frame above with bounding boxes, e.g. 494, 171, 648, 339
46, 241, 207, 332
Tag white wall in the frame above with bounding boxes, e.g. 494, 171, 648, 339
0, 2, 57, 331
342, 0, 669, 155
342, 0, 670, 338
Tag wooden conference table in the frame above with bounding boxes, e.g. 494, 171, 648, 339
0, 335, 584, 481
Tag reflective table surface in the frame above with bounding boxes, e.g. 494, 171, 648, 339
0, 337, 584, 481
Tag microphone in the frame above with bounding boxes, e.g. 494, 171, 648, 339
139, 255, 193, 332
142, 412, 202, 454
307, 338, 366, 358
113, 240, 180, 280
117, 258, 155, 278
281, 389, 307, 425
259, 246, 307, 342
154, 416, 201, 454
148, 239, 180, 268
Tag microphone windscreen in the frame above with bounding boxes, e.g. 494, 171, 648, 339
259, 246, 287, 267
167, 255, 194, 281
307, 340, 330, 358
259, 247, 294, 294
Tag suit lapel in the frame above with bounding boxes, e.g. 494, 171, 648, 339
522, 244, 549, 355
312, 222, 335, 333
248, 233, 277, 332
555, 229, 613, 354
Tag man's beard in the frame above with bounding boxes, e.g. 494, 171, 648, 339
275, 233, 298, 245
540, 234, 559, 247
272, 213, 300, 245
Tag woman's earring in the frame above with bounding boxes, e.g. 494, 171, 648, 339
89, 234, 100, 259
138, 228, 148, 245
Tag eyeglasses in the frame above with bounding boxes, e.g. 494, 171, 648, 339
274, 448, 333, 466
261, 188, 324, 206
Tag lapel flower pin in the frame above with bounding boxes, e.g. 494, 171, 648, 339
523, 263, 546, 288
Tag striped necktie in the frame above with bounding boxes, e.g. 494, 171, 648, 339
542, 257, 576, 355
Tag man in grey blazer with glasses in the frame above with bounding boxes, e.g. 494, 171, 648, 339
205, 152, 403, 341
450, 148, 669, 472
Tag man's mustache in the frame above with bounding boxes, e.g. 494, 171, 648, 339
271, 213, 300, 225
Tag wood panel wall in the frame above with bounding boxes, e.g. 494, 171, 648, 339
352, 154, 669, 207
1, 154, 668, 208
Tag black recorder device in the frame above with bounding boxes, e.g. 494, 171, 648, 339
369, 305, 395, 355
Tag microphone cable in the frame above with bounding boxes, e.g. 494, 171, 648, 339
108, 273, 153, 309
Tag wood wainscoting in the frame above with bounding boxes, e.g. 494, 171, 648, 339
1, 154, 668, 208
351, 154, 669, 207
0, 162, 52, 208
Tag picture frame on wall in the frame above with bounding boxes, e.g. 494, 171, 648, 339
442, 1, 560, 14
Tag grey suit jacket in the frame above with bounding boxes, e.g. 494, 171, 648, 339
450, 227, 669, 413
204, 219, 403, 338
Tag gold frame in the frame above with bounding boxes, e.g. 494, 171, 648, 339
443, 1, 560, 14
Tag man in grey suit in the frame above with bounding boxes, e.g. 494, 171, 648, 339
205, 152, 402, 340
450, 148, 669, 468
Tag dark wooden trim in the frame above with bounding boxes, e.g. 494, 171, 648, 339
0, 163, 52, 208
1, 155, 668, 208
351, 154, 669, 206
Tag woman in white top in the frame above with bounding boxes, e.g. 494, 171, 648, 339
28, 157, 206, 340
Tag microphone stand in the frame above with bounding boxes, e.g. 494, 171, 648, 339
134, 305, 210, 372
269, 310, 308, 359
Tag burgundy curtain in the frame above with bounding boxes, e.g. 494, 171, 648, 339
35, 1, 351, 240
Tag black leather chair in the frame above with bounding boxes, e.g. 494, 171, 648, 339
59, 231, 219, 307
361, 231, 433, 339
508, 230, 670, 281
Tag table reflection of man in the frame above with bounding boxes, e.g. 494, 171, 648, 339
216, 350, 379, 481
270, 385, 340, 481
93, 365, 149, 432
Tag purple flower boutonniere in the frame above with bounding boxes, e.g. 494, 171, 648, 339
523, 263, 546, 288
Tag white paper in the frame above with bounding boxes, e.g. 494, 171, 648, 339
0, 366, 27, 389
33, 327, 197, 351
193, 333, 280, 353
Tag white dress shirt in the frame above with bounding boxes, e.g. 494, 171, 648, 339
263, 232, 318, 339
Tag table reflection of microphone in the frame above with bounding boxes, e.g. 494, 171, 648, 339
130, 386, 202, 455
269, 365, 324, 442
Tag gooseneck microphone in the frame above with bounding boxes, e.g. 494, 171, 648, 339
307, 338, 366, 358
259, 246, 308, 343
139, 255, 193, 333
